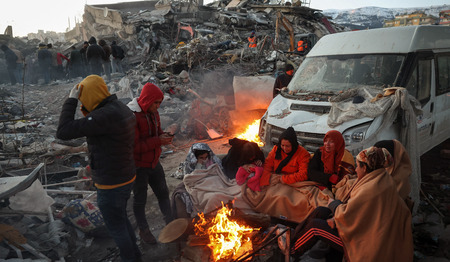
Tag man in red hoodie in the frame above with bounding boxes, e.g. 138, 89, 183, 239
127, 82, 173, 244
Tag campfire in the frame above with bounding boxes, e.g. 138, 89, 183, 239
193, 203, 259, 261
235, 119, 265, 147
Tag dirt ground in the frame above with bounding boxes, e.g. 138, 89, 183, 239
1, 79, 450, 261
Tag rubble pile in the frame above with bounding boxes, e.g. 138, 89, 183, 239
0, 0, 449, 261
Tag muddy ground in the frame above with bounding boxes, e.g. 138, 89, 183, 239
1, 78, 449, 261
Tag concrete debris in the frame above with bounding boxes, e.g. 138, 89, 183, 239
0, 0, 448, 261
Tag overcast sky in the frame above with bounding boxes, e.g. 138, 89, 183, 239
1, 0, 449, 37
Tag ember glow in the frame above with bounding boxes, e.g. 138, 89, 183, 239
194, 203, 258, 261
235, 119, 265, 147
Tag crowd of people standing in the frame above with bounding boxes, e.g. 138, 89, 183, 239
1, 36, 126, 86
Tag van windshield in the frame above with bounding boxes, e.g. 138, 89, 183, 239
287, 54, 405, 96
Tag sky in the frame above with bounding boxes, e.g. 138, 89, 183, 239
1, 0, 449, 37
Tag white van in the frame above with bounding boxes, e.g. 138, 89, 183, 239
259, 25, 450, 158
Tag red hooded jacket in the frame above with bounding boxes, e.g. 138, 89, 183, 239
128, 83, 164, 168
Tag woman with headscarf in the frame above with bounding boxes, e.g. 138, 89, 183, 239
291, 146, 414, 262
243, 127, 333, 223
308, 130, 355, 190
260, 127, 311, 186
373, 139, 412, 201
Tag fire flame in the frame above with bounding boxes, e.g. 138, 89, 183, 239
194, 203, 257, 261
235, 119, 265, 147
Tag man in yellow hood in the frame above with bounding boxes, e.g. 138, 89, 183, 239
56, 75, 141, 262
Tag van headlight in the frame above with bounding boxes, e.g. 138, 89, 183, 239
342, 124, 370, 146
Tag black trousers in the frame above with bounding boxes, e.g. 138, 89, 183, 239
291, 207, 344, 260
133, 162, 173, 230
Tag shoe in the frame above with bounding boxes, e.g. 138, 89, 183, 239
139, 228, 157, 244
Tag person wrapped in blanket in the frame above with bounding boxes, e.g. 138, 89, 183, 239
171, 143, 222, 219
183, 143, 222, 174
290, 146, 413, 262
307, 130, 355, 191
260, 127, 310, 186
242, 127, 332, 223
373, 139, 412, 201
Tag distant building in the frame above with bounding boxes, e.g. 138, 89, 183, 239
384, 11, 437, 27
439, 9, 450, 25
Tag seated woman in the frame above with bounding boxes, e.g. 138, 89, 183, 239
307, 130, 355, 190
373, 139, 411, 201
290, 146, 413, 262
243, 127, 333, 223
260, 127, 310, 186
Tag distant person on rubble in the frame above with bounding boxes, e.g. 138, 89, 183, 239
148, 32, 161, 57
37, 43, 52, 85
273, 63, 294, 98
127, 82, 174, 244
86, 36, 106, 76
9, 45, 24, 85
0, 44, 18, 85
56, 50, 70, 80
296, 37, 308, 55
248, 30, 257, 49
47, 43, 58, 81
69, 45, 83, 78
98, 39, 112, 82
80, 41, 89, 77
111, 40, 125, 74
56, 75, 141, 262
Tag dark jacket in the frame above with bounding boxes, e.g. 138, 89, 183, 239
70, 49, 83, 65
222, 138, 265, 179
56, 95, 136, 185
111, 42, 125, 59
1, 45, 18, 69
37, 48, 52, 67
127, 83, 164, 168
98, 39, 111, 62
86, 37, 106, 65
273, 72, 293, 98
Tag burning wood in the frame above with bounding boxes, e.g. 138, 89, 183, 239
193, 202, 260, 261
235, 119, 264, 147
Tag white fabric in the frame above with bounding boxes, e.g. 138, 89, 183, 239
9, 180, 55, 213
329, 87, 422, 212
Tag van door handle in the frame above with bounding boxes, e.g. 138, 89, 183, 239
430, 102, 434, 113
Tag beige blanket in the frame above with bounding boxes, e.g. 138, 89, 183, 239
335, 168, 413, 262
183, 163, 254, 214
242, 181, 333, 223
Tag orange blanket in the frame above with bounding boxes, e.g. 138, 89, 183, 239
242, 181, 333, 223
387, 139, 412, 200
334, 168, 413, 262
